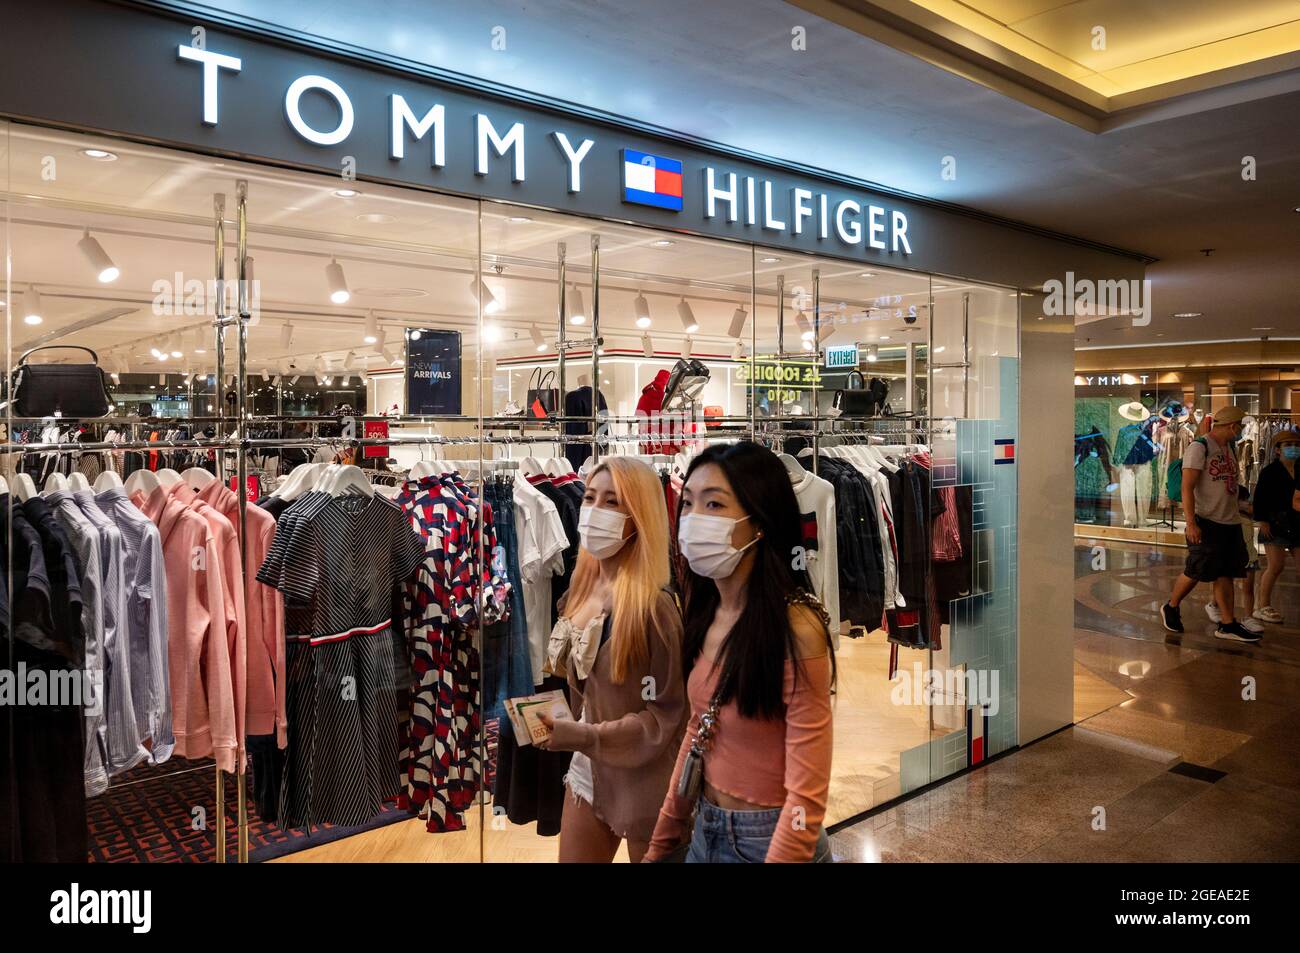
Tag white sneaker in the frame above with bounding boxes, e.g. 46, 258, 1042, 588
1205, 603, 1222, 624
1241, 616, 1265, 634
1254, 606, 1283, 624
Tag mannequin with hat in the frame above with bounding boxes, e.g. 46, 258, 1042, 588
1160, 404, 1262, 642
1114, 400, 1159, 526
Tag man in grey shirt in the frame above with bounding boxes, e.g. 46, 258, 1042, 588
1160, 406, 1258, 641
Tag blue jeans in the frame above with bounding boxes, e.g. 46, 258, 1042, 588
685, 797, 831, 863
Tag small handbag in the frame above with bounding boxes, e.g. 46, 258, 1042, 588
526, 367, 559, 419
11, 345, 112, 419
832, 372, 890, 417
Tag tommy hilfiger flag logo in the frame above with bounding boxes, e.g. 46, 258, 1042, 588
994, 438, 1015, 465
621, 149, 683, 211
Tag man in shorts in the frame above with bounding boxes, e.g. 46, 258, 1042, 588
1159, 405, 1261, 642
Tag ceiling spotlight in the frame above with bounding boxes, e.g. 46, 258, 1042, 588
333, 187, 362, 198
879, 334, 890, 341
325, 258, 351, 304
569, 285, 587, 325
170, 336, 183, 358
641, 332, 654, 357
289, 374, 301, 385
158, 373, 166, 385
409, 329, 422, 341
260, 368, 271, 382
78, 229, 120, 283
634, 292, 652, 329
110, 372, 121, 384
343, 350, 355, 370
652, 239, 675, 247
507, 215, 532, 223
681, 336, 693, 359
859, 272, 876, 279
1173, 312, 1202, 318
381, 345, 397, 364
80, 148, 117, 161
470, 277, 502, 315
363, 310, 379, 344
728, 307, 749, 338
530, 323, 547, 352
22, 285, 42, 325
150, 347, 164, 359
866, 344, 879, 362
731, 339, 748, 361
677, 297, 699, 334
281, 322, 295, 348
800, 329, 815, 343
760, 256, 780, 264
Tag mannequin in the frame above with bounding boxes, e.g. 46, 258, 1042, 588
1114, 400, 1156, 527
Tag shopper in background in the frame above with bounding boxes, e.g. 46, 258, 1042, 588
644, 442, 835, 863
1160, 406, 1260, 642
1252, 429, 1300, 623
537, 457, 686, 863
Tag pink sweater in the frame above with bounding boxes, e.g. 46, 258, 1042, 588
198, 480, 286, 746
134, 486, 238, 772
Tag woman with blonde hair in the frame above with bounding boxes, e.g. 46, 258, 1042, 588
538, 456, 686, 862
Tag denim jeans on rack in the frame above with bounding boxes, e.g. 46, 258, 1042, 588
482, 488, 533, 722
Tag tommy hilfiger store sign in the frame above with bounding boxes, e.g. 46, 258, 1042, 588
0, 0, 1146, 287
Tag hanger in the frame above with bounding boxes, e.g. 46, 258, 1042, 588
181, 466, 217, 491
519, 456, 545, 479
13, 473, 38, 502
42, 472, 69, 495
94, 470, 124, 492
0, 475, 8, 496
155, 468, 182, 487
409, 459, 439, 480
124, 468, 162, 499
543, 457, 568, 478
67, 472, 92, 492
327, 464, 375, 498
274, 461, 323, 501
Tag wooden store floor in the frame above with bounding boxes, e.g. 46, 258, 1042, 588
273, 629, 937, 863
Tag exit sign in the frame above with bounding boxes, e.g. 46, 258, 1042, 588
825, 344, 859, 369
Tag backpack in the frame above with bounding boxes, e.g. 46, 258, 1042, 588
1166, 436, 1207, 504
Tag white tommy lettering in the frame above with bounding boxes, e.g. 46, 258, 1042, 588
389, 94, 445, 166
475, 114, 526, 181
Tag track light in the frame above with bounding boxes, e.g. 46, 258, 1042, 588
634, 293, 652, 329
23, 285, 42, 325
78, 230, 120, 283
677, 297, 698, 334
681, 336, 693, 359
569, 285, 586, 324
381, 345, 397, 364
289, 374, 301, 385
260, 368, 271, 382
169, 334, 183, 358
469, 277, 501, 315
866, 344, 879, 363
343, 350, 355, 370
158, 373, 166, 385
363, 310, 379, 344
530, 324, 547, 352
281, 322, 295, 348
642, 332, 654, 357
728, 307, 748, 338
325, 258, 350, 304
732, 339, 748, 361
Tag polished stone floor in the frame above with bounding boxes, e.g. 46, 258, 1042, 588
829, 541, 1300, 862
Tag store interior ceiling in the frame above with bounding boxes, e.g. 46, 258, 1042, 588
3, 127, 949, 376
161, 0, 1300, 350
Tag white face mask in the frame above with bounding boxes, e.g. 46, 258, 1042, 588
678, 512, 758, 579
579, 505, 631, 559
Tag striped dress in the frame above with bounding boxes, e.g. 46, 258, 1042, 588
256, 492, 424, 829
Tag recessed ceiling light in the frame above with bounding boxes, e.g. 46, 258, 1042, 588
1252, 326, 1274, 330
507, 215, 533, 223
760, 256, 780, 263
1172, 312, 1202, 318
859, 272, 876, 278
652, 239, 675, 247
879, 335, 890, 340
80, 148, 117, 161
356, 212, 395, 224
334, 188, 362, 198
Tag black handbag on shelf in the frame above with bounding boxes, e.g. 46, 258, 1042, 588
526, 367, 560, 419
832, 371, 891, 417
11, 345, 113, 419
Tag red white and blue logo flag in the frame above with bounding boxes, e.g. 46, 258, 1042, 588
994, 438, 1015, 465
621, 148, 683, 211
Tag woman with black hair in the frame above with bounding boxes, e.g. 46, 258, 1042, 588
643, 441, 835, 863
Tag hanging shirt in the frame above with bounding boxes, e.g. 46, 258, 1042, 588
93, 486, 173, 764
791, 468, 841, 648
513, 474, 569, 685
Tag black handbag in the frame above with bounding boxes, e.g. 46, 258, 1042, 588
832, 371, 890, 417
526, 368, 559, 419
11, 345, 112, 418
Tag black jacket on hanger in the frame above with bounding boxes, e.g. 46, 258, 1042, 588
562, 386, 607, 470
